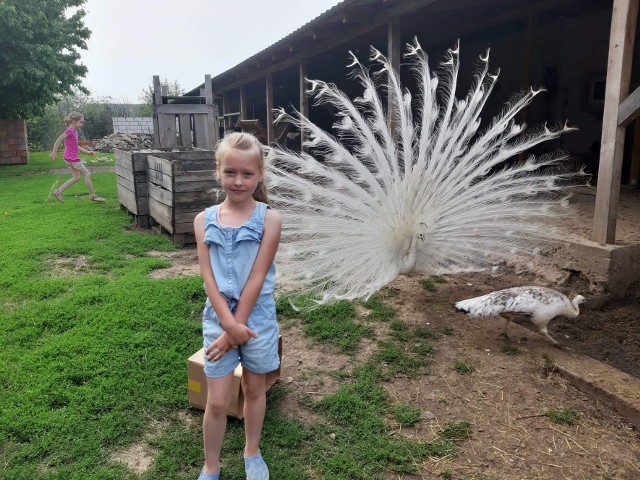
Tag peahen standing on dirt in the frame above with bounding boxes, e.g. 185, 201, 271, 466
266, 38, 586, 304
454, 286, 585, 344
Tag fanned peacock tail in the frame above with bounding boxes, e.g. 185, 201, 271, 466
266, 38, 586, 304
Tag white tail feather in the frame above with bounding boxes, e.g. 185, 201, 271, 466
267, 41, 586, 304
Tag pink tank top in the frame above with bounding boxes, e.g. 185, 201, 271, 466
63, 127, 80, 161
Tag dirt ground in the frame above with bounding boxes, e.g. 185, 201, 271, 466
277, 273, 640, 480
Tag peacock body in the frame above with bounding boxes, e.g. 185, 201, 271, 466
455, 286, 585, 344
266, 38, 585, 304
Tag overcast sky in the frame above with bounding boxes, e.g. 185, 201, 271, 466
81, 0, 342, 102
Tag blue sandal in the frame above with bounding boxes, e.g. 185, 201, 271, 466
244, 452, 269, 480
198, 468, 220, 480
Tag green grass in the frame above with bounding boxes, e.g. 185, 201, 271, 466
544, 407, 578, 425
392, 404, 422, 426
0, 150, 114, 178
420, 278, 436, 291
453, 360, 475, 375
361, 293, 396, 321
502, 342, 520, 355
0, 154, 471, 479
276, 295, 373, 353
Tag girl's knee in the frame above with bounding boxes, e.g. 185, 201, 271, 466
205, 396, 229, 416
242, 377, 266, 401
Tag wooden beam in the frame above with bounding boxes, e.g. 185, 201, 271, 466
617, 84, 640, 126
592, 0, 639, 244
630, 119, 640, 185
152, 76, 161, 147
266, 73, 274, 145
239, 84, 248, 120
153, 76, 162, 106
204, 74, 213, 105
222, 91, 228, 131
299, 59, 309, 151
157, 104, 215, 114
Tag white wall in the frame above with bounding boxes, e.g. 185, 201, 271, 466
112, 117, 154, 134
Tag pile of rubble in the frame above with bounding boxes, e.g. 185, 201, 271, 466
90, 132, 154, 152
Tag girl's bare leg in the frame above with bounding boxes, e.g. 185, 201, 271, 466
56, 167, 81, 194
203, 373, 234, 474
78, 166, 96, 196
242, 370, 267, 457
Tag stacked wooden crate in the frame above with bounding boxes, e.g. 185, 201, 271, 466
147, 150, 222, 244
115, 148, 174, 228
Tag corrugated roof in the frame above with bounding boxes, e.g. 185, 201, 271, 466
184, 0, 362, 96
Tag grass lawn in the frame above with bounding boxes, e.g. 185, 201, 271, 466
0, 153, 469, 479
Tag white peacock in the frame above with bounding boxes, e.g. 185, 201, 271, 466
266, 38, 586, 304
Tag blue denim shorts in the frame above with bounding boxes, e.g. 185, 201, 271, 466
202, 294, 280, 378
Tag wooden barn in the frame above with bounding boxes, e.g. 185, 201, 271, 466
175, 0, 640, 296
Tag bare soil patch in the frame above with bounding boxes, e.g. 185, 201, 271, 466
276, 272, 640, 479
45, 254, 92, 277
148, 248, 200, 278
20, 166, 115, 176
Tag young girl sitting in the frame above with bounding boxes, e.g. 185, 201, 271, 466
49, 111, 105, 203
194, 132, 282, 480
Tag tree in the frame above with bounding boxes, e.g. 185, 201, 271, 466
138, 79, 184, 117
0, 0, 90, 119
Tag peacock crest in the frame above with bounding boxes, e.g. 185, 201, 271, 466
266, 38, 586, 304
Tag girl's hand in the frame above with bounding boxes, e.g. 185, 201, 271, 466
48, 152, 57, 160
206, 332, 237, 362
226, 323, 258, 346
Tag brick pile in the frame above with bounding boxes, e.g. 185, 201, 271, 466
0, 119, 28, 165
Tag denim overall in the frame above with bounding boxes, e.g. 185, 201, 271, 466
202, 201, 279, 377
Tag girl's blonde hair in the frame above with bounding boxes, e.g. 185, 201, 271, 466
215, 132, 269, 204
64, 111, 84, 126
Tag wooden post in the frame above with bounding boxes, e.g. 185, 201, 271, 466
239, 84, 248, 120
222, 91, 228, 132
299, 59, 309, 151
592, 0, 639, 244
387, 16, 401, 128
631, 119, 640, 185
152, 76, 162, 147
266, 73, 274, 145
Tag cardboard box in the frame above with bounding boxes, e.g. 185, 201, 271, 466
187, 336, 282, 419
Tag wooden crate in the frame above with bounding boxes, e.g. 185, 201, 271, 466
187, 336, 283, 418
115, 149, 164, 227
147, 150, 222, 244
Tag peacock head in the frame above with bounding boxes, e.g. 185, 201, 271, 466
417, 222, 428, 242
399, 223, 429, 275
571, 295, 585, 310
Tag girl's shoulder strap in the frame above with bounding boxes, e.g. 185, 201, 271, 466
204, 205, 219, 227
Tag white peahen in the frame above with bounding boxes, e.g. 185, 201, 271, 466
454, 286, 585, 344
266, 38, 586, 304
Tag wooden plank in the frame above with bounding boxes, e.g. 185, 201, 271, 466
149, 202, 173, 232
117, 183, 138, 214
179, 114, 193, 147
592, 0, 639, 244
153, 76, 162, 106
115, 163, 146, 184
175, 180, 218, 193
266, 73, 274, 145
204, 74, 213, 105
116, 173, 135, 193
239, 84, 248, 120
299, 59, 309, 151
193, 114, 213, 150
618, 84, 640, 127
630, 119, 640, 185
148, 182, 174, 206
158, 104, 215, 115
158, 114, 177, 148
